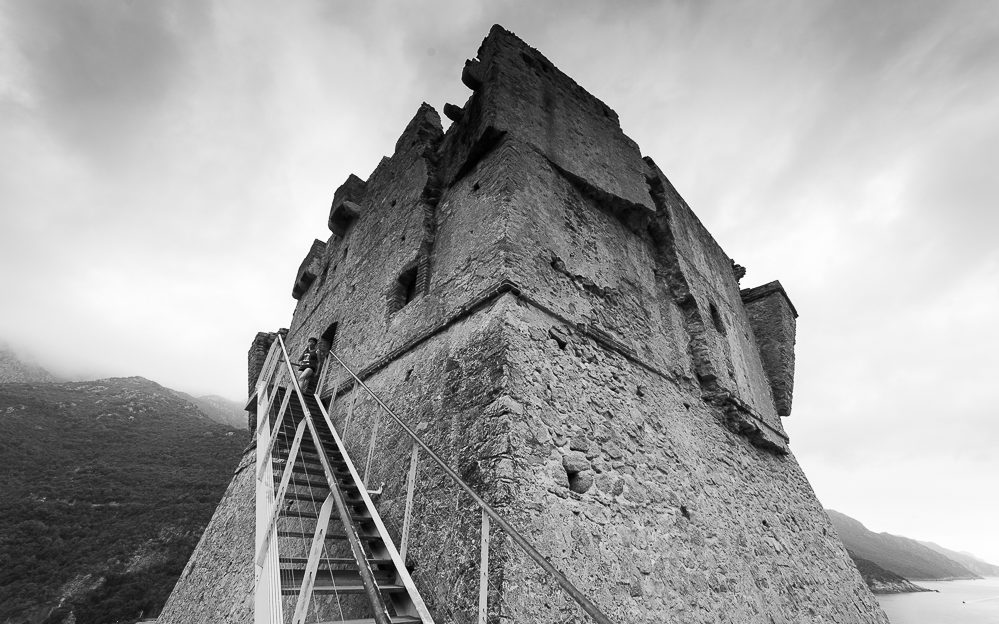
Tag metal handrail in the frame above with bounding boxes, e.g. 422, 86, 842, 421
309, 364, 435, 623
253, 338, 285, 624
324, 350, 616, 624
276, 336, 393, 624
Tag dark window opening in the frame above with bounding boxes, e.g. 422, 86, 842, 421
709, 302, 726, 335
400, 267, 418, 305
389, 266, 419, 314
319, 322, 339, 360
329, 212, 358, 238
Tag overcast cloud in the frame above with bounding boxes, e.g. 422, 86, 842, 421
1, 1, 996, 564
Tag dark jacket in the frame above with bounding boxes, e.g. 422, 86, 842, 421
299, 346, 319, 371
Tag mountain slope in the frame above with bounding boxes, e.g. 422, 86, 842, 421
0, 345, 59, 384
827, 509, 979, 581
847, 552, 932, 594
186, 393, 246, 430
917, 541, 999, 577
0, 377, 246, 624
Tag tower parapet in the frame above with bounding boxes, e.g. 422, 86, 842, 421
742, 280, 798, 417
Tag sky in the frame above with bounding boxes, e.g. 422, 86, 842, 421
1, 0, 997, 564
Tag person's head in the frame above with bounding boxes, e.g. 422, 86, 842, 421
307, 337, 317, 348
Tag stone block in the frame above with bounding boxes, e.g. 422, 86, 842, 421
562, 451, 591, 474
291, 239, 327, 300
328, 174, 367, 235
741, 281, 798, 417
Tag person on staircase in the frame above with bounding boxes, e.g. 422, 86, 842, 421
297, 337, 320, 393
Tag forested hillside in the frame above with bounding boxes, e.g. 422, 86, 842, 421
0, 377, 245, 624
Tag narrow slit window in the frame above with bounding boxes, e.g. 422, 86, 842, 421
389, 266, 419, 314
320, 321, 339, 355
709, 302, 726, 335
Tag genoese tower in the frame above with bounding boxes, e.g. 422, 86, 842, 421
159, 26, 888, 624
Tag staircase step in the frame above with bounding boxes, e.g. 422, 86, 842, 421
273, 462, 350, 476
314, 618, 421, 624
293, 451, 347, 466
284, 490, 366, 506
274, 425, 336, 441
280, 580, 406, 596
277, 530, 384, 543
280, 556, 394, 568
283, 568, 395, 583
277, 440, 342, 456
277, 474, 358, 490
280, 508, 371, 522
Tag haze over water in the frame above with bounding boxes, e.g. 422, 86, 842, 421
877, 578, 999, 624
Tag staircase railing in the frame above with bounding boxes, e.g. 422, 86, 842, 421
253, 336, 433, 624
253, 338, 285, 624
315, 348, 617, 624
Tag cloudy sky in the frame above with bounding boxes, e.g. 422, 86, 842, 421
1, 1, 997, 563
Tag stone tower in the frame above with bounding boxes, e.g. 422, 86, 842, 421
159, 25, 888, 624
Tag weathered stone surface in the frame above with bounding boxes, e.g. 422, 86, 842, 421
440, 25, 655, 215
562, 451, 591, 474
167, 24, 886, 624
157, 449, 254, 624
328, 173, 367, 235
246, 331, 275, 397
742, 281, 798, 417
443, 102, 464, 122
290, 239, 326, 300
569, 469, 594, 494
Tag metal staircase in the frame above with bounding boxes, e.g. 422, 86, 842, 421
252, 337, 432, 624
251, 334, 616, 624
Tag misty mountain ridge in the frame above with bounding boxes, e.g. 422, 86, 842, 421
0, 374, 247, 624
916, 540, 999, 578
827, 509, 995, 581
180, 393, 246, 430
0, 345, 245, 430
0, 344, 60, 384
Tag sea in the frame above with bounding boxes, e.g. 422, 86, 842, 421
877, 578, 999, 624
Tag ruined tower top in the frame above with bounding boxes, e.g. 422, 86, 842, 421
291, 24, 800, 449
442, 24, 656, 216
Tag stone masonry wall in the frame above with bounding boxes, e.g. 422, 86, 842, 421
157, 448, 255, 624
247, 331, 276, 396
741, 282, 798, 417
324, 299, 514, 622
438, 25, 787, 450
496, 300, 886, 623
